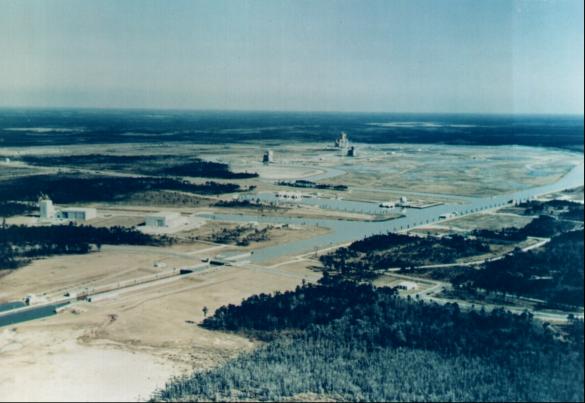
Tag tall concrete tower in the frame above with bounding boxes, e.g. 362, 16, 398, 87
39, 194, 55, 220
335, 132, 349, 149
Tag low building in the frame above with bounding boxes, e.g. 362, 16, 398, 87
379, 201, 396, 208
59, 207, 97, 221
145, 211, 182, 228
275, 191, 302, 200
397, 281, 418, 291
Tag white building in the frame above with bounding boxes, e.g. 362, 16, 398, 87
59, 207, 97, 221
398, 281, 418, 291
145, 211, 182, 228
275, 191, 302, 200
379, 201, 396, 208
335, 132, 349, 149
39, 196, 55, 220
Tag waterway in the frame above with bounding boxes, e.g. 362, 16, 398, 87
204, 163, 584, 263
0, 301, 26, 313
0, 303, 69, 328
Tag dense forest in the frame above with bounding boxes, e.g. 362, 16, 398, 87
0, 224, 167, 270
472, 213, 579, 241
154, 278, 584, 402
1, 110, 582, 151
454, 229, 584, 307
206, 225, 272, 246
519, 199, 584, 222
0, 174, 241, 204
17, 153, 164, 167
213, 199, 279, 211
17, 154, 258, 180
276, 180, 348, 191
0, 201, 35, 218
320, 232, 490, 279
161, 160, 258, 179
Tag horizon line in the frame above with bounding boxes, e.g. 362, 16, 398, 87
0, 105, 583, 118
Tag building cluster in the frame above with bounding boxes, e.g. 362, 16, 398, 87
38, 195, 186, 229
38, 195, 97, 222
378, 196, 410, 209
275, 191, 303, 200
334, 132, 357, 157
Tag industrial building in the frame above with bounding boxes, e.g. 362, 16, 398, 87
145, 211, 182, 228
262, 149, 274, 163
38, 195, 55, 220
379, 201, 396, 209
59, 207, 97, 221
397, 281, 418, 291
275, 191, 303, 200
335, 132, 349, 149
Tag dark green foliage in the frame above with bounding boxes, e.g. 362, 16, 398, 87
209, 225, 271, 246
18, 154, 163, 167
154, 279, 584, 402
522, 215, 577, 237
162, 160, 258, 179
0, 174, 240, 203
471, 213, 579, 242
213, 199, 280, 211
0, 224, 167, 269
0, 201, 35, 218
203, 279, 376, 335
520, 199, 584, 222
17, 154, 258, 179
1, 110, 582, 151
458, 230, 584, 307
472, 227, 528, 242
320, 232, 489, 279
276, 180, 348, 191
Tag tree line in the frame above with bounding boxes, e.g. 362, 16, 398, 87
320, 232, 490, 279
161, 160, 258, 179
0, 224, 168, 270
454, 229, 584, 307
0, 174, 242, 204
153, 277, 584, 402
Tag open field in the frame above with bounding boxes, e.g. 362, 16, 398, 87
435, 210, 535, 232
0, 245, 319, 402
2, 141, 582, 200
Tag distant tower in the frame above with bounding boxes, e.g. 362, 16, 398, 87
39, 194, 55, 220
347, 146, 357, 157
334, 132, 349, 149
263, 149, 274, 164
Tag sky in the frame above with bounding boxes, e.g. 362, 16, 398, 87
0, 0, 583, 114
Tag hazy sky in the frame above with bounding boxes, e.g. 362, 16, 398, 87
0, 0, 583, 114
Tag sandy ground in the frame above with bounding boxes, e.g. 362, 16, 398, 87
0, 328, 186, 402
0, 245, 317, 402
